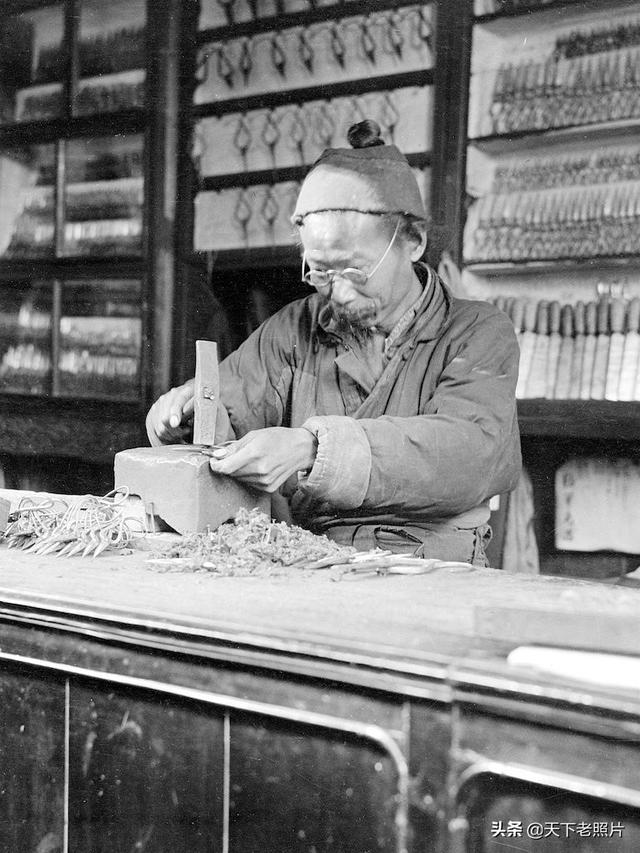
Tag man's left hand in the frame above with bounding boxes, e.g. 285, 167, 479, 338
207, 427, 317, 493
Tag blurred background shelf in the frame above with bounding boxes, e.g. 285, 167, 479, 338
517, 399, 640, 441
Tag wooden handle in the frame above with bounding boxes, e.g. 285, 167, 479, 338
193, 340, 219, 447
610, 298, 626, 334
597, 299, 610, 336
627, 297, 640, 332
560, 304, 573, 337
523, 300, 538, 332
573, 301, 586, 336
535, 301, 549, 336
548, 301, 561, 334
584, 301, 597, 336
511, 298, 525, 332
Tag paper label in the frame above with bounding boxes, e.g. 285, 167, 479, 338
555, 458, 640, 553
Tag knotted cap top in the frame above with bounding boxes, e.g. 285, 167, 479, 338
293, 120, 427, 223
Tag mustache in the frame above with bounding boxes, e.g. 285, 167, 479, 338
326, 300, 379, 341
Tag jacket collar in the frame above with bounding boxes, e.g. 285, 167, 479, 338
412, 263, 452, 343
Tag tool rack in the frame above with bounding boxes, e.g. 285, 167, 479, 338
458, 0, 640, 576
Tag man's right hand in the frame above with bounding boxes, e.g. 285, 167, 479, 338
145, 379, 195, 446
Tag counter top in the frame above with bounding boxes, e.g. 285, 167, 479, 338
1, 544, 639, 712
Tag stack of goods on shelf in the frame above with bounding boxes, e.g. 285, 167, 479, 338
200, 0, 384, 29
0, 285, 51, 394
464, 143, 640, 264
194, 89, 431, 176
467, 2, 640, 574
58, 315, 140, 399
57, 280, 141, 400
1, 147, 55, 259
486, 15, 640, 135
193, 1, 434, 253
78, 26, 145, 77
495, 296, 640, 401
4, 143, 144, 259
196, 6, 432, 100
63, 177, 144, 258
16, 26, 146, 122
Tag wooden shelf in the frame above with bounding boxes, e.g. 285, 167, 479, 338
464, 255, 640, 275
193, 69, 433, 119
200, 152, 431, 191
198, 0, 428, 44
0, 110, 147, 146
469, 117, 640, 155
474, 0, 605, 24
518, 399, 640, 441
0, 257, 145, 280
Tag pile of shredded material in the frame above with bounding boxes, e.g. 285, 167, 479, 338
149, 508, 355, 576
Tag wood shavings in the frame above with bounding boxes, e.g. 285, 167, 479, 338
148, 508, 356, 576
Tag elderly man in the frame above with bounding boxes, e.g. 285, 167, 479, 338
146, 120, 521, 565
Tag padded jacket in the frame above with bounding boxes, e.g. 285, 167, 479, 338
218, 264, 522, 532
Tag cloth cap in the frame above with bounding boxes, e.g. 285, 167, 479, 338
293, 141, 426, 222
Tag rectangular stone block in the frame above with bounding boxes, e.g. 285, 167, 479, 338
114, 445, 269, 535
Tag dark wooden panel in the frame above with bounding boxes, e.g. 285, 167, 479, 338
68, 685, 225, 853
457, 712, 640, 796
229, 718, 399, 852
0, 670, 65, 852
0, 410, 143, 462
406, 704, 451, 853
0, 621, 413, 730
518, 399, 640, 442
464, 778, 640, 853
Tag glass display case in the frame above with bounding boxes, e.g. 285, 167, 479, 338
0, 143, 56, 258
0, 5, 65, 125
76, 0, 146, 116
0, 280, 52, 394
0, 279, 141, 401
63, 135, 144, 256
0, 0, 155, 416
0, 134, 144, 261
58, 279, 141, 400
0, 0, 183, 490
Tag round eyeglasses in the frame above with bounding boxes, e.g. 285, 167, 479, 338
301, 218, 401, 291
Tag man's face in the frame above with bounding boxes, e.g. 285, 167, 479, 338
299, 211, 415, 333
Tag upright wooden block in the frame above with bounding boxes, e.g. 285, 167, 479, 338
193, 340, 219, 447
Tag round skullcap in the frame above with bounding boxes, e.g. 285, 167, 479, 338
293, 120, 426, 222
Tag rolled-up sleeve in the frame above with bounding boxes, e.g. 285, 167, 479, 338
300, 415, 371, 508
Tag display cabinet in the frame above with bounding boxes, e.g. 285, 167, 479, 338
459, 0, 640, 575
0, 0, 189, 491
179, 0, 467, 351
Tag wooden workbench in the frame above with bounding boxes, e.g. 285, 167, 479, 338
1, 543, 640, 853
